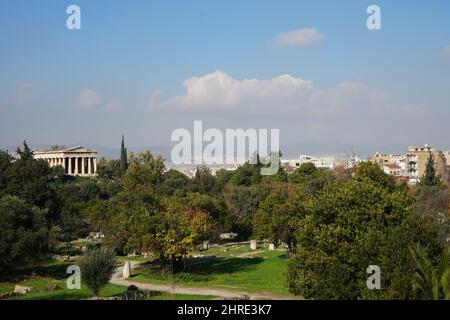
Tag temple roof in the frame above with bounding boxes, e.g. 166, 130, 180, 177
33, 146, 97, 154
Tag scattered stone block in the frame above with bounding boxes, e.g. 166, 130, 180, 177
219, 233, 238, 240
14, 285, 33, 295
269, 243, 275, 251
250, 240, 257, 250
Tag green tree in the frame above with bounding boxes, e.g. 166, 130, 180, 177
16, 140, 33, 161
0, 195, 50, 272
289, 164, 335, 195
354, 161, 396, 191
221, 183, 272, 239
78, 246, 117, 296
415, 153, 447, 216
161, 169, 189, 196
1, 142, 60, 221
123, 151, 165, 192
253, 183, 307, 250
286, 178, 445, 299
229, 163, 261, 186
190, 166, 216, 194
151, 196, 212, 270
419, 152, 441, 187
0, 150, 13, 190
120, 134, 128, 175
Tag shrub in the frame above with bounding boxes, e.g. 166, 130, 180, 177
78, 246, 117, 296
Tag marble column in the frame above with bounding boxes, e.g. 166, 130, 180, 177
88, 157, 92, 175
68, 157, 72, 174
93, 158, 97, 175
75, 158, 79, 175
81, 158, 85, 175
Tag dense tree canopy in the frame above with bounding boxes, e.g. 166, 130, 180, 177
0, 141, 447, 299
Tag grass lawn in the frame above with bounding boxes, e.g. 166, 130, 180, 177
0, 259, 127, 300
131, 246, 293, 297
0, 259, 214, 300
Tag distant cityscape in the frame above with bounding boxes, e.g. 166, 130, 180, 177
21, 143, 450, 186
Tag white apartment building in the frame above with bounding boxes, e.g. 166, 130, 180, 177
281, 155, 336, 170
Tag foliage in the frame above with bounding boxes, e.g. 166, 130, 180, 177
120, 134, 128, 175
229, 163, 261, 186
152, 197, 212, 269
0, 195, 50, 272
221, 183, 272, 240
289, 163, 336, 195
353, 161, 396, 191
78, 246, 117, 296
122, 151, 165, 192
253, 183, 307, 250
286, 176, 446, 299
409, 244, 450, 299
96, 158, 122, 178
0, 142, 60, 221
190, 166, 216, 194
161, 169, 190, 195
419, 152, 441, 187
1, 141, 447, 300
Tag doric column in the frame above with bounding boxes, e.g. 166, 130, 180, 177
88, 157, 92, 175
75, 157, 79, 175
81, 157, 85, 175
68, 157, 72, 174
93, 158, 97, 175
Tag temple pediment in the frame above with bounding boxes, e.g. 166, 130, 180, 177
32, 146, 97, 177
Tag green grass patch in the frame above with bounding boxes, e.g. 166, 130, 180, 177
0, 258, 127, 300
132, 249, 293, 296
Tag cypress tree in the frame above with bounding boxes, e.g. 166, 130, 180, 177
120, 134, 128, 174
420, 152, 440, 187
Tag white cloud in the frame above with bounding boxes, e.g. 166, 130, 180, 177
149, 71, 442, 145
103, 100, 123, 111
75, 90, 122, 111
76, 90, 102, 110
149, 70, 386, 116
275, 28, 323, 47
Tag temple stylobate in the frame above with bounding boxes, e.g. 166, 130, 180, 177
32, 146, 97, 176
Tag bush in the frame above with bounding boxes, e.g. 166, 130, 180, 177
78, 246, 117, 296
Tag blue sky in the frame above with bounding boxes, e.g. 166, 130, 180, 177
1, 0, 449, 155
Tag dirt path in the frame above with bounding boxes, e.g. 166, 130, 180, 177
110, 261, 297, 300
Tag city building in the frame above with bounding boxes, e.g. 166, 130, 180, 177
406, 145, 447, 184
383, 163, 402, 177
281, 155, 336, 170
32, 146, 97, 176
371, 152, 407, 176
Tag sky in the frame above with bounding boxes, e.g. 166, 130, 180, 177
0, 0, 449, 157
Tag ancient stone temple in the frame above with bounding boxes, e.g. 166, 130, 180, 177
32, 146, 97, 176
